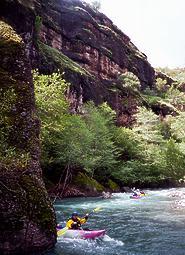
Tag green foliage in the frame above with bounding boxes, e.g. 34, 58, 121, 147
119, 72, 141, 90
155, 78, 168, 95
133, 107, 164, 144
113, 160, 164, 184
35, 73, 118, 182
55, 114, 94, 170
0, 87, 17, 146
113, 127, 141, 160
164, 139, 185, 179
169, 112, 185, 141
164, 85, 185, 109
34, 71, 69, 165
34, 16, 42, 44
54, 102, 118, 177
35, 16, 42, 35
34, 68, 185, 188
0, 85, 30, 167
82, 102, 118, 176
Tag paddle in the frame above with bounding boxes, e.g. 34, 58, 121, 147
57, 207, 102, 237
57, 226, 68, 236
88, 206, 102, 216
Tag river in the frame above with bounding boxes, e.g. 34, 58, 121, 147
45, 188, 185, 255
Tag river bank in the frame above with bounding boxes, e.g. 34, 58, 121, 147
47, 181, 185, 201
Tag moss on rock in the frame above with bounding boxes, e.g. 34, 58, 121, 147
73, 172, 104, 193
0, 20, 56, 254
107, 179, 120, 191
20, 174, 56, 234
38, 42, 92, 76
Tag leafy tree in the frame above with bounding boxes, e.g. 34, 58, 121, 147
82, 102, 118, 177
34, 72, 119, 186
113, 127, 141, 160
119, 72, 141, 90
164, 85, 185, 109
164, 139, 185, 179
133, 107, 164, 144
34, 71, 69, 166
34, 68, 185, 189
169, 112, 185, 141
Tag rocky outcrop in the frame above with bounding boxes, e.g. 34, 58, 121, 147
0, 0, 155, 125
155, 71, 175, 86
0, 21, 56, 254
37, 0, 155, 121
39, 0, 155, 88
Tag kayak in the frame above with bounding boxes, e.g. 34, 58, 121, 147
57, 229, 106, 239
130, 195, 141, 199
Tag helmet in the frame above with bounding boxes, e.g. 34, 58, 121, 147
72, 212, 78, 217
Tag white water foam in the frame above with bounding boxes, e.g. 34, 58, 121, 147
103, 234, 124, 246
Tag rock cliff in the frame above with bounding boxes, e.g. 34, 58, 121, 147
0, 0, 155, 125
0, 19, 56, 255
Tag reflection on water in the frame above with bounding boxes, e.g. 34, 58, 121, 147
45, 188, 185, 255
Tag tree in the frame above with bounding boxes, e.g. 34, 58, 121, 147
33, 71, 69, 167
133, 107, 164, 144
165, 139, 185, 179
119, 72, 141, 90
82, 102, 118, 177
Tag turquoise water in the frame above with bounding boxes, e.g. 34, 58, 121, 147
46, 188, 185, 255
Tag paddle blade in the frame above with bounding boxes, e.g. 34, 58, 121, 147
57, 226, 68, 237
93, 207, 102, 212
89, 207, 102, 216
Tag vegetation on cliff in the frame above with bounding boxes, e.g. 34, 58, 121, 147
34, 68, 185, 195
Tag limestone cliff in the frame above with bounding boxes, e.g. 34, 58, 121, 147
0, 20, 56, 255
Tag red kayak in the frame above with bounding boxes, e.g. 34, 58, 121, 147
130, 195, 141, 199
58, 229, 106, 239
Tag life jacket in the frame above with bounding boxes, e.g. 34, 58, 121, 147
67, 217, 82, 229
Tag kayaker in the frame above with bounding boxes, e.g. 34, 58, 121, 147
140, 190, 145, 196
132, 192, 138, 197
66, 212, 89, 230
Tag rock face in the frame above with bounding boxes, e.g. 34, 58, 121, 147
39, 0, 155, 87
0, 20, 56, 255
38, 0, 155, 121
0, 0, 155, 125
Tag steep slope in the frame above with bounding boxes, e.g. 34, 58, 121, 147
39, 0, 155, 87
0, 0, 155, 125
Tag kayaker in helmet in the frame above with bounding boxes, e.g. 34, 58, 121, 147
66, 212, 89, 230
57, 222, 64, 230
132, 191, 138, 197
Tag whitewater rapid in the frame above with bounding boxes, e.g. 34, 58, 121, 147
46, 188, 185, 255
